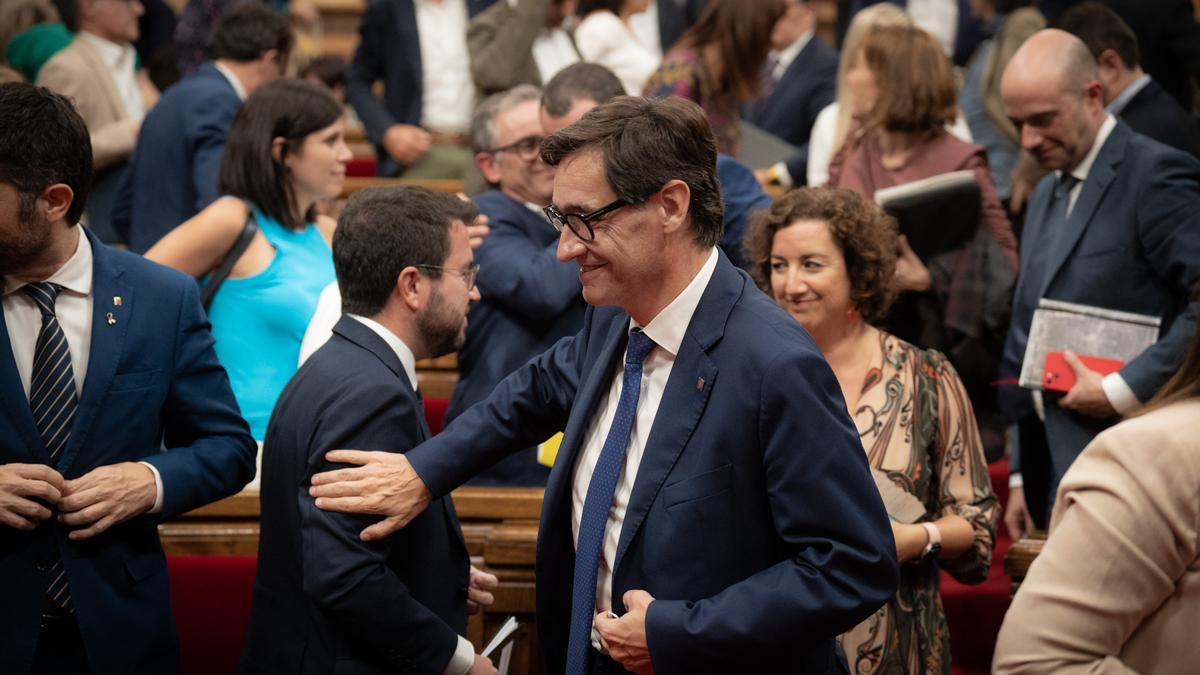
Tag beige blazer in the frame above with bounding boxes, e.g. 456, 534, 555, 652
36, 36, 153, 171
993, 398, 1200, 675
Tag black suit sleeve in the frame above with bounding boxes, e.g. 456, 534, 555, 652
346, 1, 399, 146
299, 382, 460, 675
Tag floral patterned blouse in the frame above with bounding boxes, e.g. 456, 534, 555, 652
839, 331, 999, 674
643, 46, 741, 155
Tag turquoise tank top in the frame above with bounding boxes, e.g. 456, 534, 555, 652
207, 208, 335, 439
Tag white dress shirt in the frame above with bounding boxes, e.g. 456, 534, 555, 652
571, 247, 718, 640
416, 0, 475, 134
532, 27, 580, 84
907, 0, 958, 57
213, 61, 249, 101
575, 11, 661, 95
627, 0, 662, 59
78, 31, 145, 122
344, 314, 475, 675
2, 226, 164, 510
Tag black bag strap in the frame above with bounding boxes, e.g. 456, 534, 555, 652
201, 205, 259, 310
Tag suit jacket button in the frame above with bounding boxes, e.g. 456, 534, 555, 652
35, 563, 48, 572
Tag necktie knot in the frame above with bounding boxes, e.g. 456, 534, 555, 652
23, 282, 62, 319
625, 329, 655, 366
1055, 174, 1079, 200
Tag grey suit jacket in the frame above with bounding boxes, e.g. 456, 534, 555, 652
467, 0, 576, 97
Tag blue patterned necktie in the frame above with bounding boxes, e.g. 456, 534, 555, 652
566, 328, 656, 675
24, 282, 76, 613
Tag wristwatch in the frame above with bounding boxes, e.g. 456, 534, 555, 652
920, 522, 942, 560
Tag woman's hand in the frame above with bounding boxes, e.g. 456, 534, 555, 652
891, 521, 930, 563
893, 235, 932, 293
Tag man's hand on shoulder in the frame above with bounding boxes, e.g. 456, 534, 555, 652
58, 462, 157, 540
1059, 351, 1118, 418
0, 463, 65, 531
310, 449, 433, 541
595, 590, 656, 675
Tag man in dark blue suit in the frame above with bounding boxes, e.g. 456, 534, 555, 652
1057, 2, 1200, 160
116, 5, 292, 253
239, 186, 497, 675
311, 97, 898, 674
747, 0, 838, 187
997, 30, 1200, 538
453, 85, 584, 486
0, 83, 255, 674
346, 0, 496, 178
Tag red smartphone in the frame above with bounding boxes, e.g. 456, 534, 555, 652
1042, 352, 1125, 392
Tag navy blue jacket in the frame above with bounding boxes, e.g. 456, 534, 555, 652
1119, 78, 1200, 160
448, 190, 585, 486
745, 36, 838, 183
0, 229, 256, 674
346, 0, 494, 176
409, 252, 898, 674
715, 154, 772, 267
117, 62, 242, 253
240, 316, 470, 675
999, 122, 1200, 519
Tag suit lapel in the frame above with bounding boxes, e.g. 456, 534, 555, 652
612, 257, 739, 577
1038, 123, 1127, 297
541, 317, 628, 528
60, 231, 130, 473
0, 305, 48, 461
396, 0, 423, 91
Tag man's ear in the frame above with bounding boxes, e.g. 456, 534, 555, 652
396, 266, 425, 312
475, 151, 501, 185
41, 184, 75, 223
657, 179, 692, 235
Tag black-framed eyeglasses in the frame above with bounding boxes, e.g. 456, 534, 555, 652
543, 198, 633, 242
489, 135, 544, 161
414, 263, 480, 290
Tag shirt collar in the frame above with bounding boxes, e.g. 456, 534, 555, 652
78, 31, 134, 69
772, 30, 813, 76
631, 247, 719, 357
213, 61, 248, 101
1105, 73, 1151, 116
347, 314, 420, 391
3, 225, 93, 298
1062, 113, 1117, 184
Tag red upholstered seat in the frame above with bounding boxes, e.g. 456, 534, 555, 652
346, 157, 377, 178
944, 458, 1012, 675
168, 555, 257, 675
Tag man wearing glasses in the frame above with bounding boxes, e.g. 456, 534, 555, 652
310, 97, 898, 674
447, 84, 587, 486
241, 186, 498, 675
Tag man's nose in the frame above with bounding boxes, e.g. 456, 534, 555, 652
556, 227, 585, 262
1021, 125, 1041, 151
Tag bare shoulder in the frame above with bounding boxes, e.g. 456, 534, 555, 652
315, 214, 337, 245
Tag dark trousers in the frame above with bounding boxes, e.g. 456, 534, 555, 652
590, 651, 632, 675
32, 613, 90, 675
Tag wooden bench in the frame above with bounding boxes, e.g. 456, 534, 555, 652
161, 486, 544, 674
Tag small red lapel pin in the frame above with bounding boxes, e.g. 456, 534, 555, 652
696, 377, 705, 391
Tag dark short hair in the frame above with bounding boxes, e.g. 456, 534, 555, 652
208, 4, 293, 64
541, 63, 626, 117
540, 96, 725, 248
1055, 2, 1140, 69
0, 83, 92, 224
56, 0, 79, 32
744, 188, 898, 323
862, 24, 957, 134
300, 55, 347, 90
575, 0, 622, 18
218, 79, 343, 230
334, 186, 479, 316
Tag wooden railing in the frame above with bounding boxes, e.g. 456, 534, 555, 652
160, 486, 544, 673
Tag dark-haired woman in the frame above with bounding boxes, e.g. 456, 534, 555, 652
575, 0, 659, 95
146, 79, 350, 441
642, 0, 790, 155
744, 187, 998, 674
994, 314, 1200, 675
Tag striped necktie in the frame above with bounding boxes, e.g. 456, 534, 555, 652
24, 281, 76, 613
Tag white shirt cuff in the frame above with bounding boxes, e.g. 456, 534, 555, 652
138, 461, 164, 514
772, 161, 794, 187
443, 635, 475, 675
1101, 372, 1141, 415
1008, 472, 1023, 489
